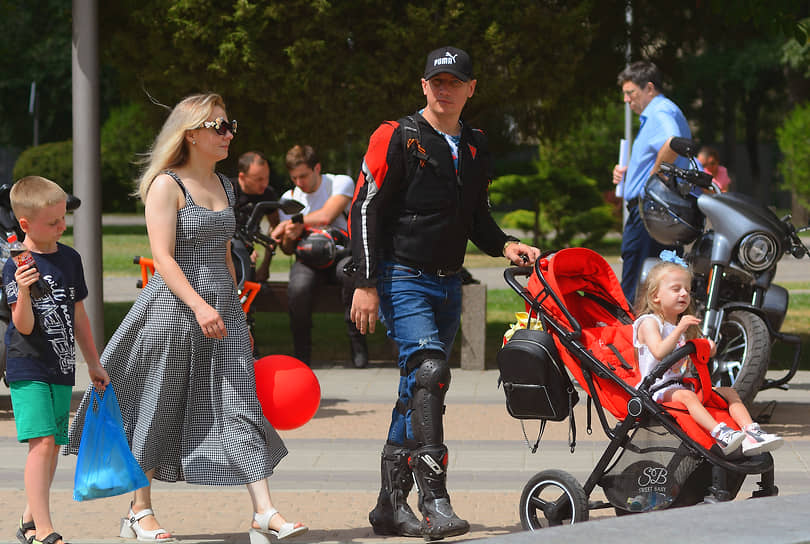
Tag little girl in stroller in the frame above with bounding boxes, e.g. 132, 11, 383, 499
496, 247, 779, 531
634, 259, 783, 457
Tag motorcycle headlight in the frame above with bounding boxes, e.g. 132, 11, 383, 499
738, 232, 778, 272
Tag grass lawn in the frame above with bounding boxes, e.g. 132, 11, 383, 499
87, 225, 809, 370
102, 289, 810, 371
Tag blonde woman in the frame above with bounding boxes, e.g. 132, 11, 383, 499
67, 93, 307, 542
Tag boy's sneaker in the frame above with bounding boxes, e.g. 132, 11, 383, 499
712, 423, 745, 456
742, 423, 784, 456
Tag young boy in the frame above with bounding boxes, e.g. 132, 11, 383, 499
4, 176, 109, 544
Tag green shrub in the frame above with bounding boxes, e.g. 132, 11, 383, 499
11, 140, 73, 191
490, 141, 620, 248
11, 103, 154, 211
100, 103, 154, 212
777, 102, 810, 210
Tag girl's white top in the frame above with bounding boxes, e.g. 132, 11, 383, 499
633, 313, 690, 401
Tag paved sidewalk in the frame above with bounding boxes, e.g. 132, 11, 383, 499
3, 222, 808, 542
1, 366, 809, 543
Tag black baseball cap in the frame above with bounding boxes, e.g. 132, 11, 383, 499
423, 46, 473, 82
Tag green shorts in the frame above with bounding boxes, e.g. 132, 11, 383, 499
9, 381, 73, 444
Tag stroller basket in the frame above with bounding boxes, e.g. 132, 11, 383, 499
601, 424, 701, 513
497, 328, 578, 421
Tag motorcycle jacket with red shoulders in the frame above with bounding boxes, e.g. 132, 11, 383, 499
349, 112, 512, 288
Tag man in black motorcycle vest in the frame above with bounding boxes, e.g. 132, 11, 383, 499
349, 46, 539, 540
612, 61, 691, 305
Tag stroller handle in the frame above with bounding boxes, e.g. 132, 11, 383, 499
638, 342, 697, 392
503, 260, 583, 337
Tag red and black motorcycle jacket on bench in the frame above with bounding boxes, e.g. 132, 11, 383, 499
349, 112, 512, 288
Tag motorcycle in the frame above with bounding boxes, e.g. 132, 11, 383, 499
0, 183, 81, 386
638, 137, 810, 405
230, 198, 304, 288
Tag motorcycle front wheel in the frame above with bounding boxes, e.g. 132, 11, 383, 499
711, 310, 770, 406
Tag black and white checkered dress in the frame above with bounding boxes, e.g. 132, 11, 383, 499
66, 171, 287, 485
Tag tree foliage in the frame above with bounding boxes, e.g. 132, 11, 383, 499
490, 139, 616, 248
11, 103, 153, 212
98, 0, 616, 167
4, 0, 810, 215
99, 103, 154, 212
0, 0, 73, 148
776, 102, 810, 210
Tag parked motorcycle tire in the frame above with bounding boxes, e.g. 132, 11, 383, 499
712, 310, 770, 407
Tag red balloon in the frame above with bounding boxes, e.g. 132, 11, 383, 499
253, 355, 321, 430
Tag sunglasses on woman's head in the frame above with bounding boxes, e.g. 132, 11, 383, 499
196, 117, 238, 136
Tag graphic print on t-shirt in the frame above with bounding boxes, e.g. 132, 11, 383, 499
34, 275, 76, 376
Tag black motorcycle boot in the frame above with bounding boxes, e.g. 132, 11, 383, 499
369, 444, 422, 537
409, 445, 470, 540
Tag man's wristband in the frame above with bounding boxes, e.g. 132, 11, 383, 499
503, 239, 520, 256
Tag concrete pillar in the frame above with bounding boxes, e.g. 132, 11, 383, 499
72, 0, 104, 352
460, 283, 487, 370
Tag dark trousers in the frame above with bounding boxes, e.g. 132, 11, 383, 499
620, 205, 678, 306
287, 257, 361, 364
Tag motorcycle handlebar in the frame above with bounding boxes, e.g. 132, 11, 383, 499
658, 162, 714, 190
243, 199, 305, 238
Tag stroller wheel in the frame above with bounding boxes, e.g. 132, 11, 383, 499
519, 469, 589, 531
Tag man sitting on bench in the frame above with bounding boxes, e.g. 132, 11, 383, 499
271, 145, 368, 368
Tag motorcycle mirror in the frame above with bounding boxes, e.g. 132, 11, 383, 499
279, 199, 305, 215
669, 137, 698, 158
67, 194, 81, 211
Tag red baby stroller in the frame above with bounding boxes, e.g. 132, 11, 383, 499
496, 248, 777, 531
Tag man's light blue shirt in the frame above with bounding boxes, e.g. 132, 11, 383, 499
624, 94, 691, 200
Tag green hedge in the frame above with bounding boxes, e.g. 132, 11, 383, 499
777, 102, 810, 210
12, 140, 73, 192
10, 103, 155, 212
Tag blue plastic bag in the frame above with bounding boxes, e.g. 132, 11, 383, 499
73, 384, 149, 501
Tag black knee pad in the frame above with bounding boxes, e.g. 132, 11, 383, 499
414, 357, 452, 398
407, 351, 451, 446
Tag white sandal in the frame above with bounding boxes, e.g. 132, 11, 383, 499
249, 509, 308, 543
120, 506, 174, 542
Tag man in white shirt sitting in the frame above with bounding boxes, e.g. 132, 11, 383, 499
272, 145, 368, 368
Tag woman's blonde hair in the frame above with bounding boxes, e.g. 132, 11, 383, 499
137, 93, 226, 202
634, 261, 700, 340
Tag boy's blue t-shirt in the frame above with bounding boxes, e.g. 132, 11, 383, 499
3, 242, 88, 386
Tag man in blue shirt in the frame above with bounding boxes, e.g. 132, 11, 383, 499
612, 61, 691, 305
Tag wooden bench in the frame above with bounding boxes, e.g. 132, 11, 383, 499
135, 257, 487, 369
250, 281, 487, 370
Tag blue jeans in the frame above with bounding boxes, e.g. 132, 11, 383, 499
376, 260, 462, 446
621, 205, 677, 306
